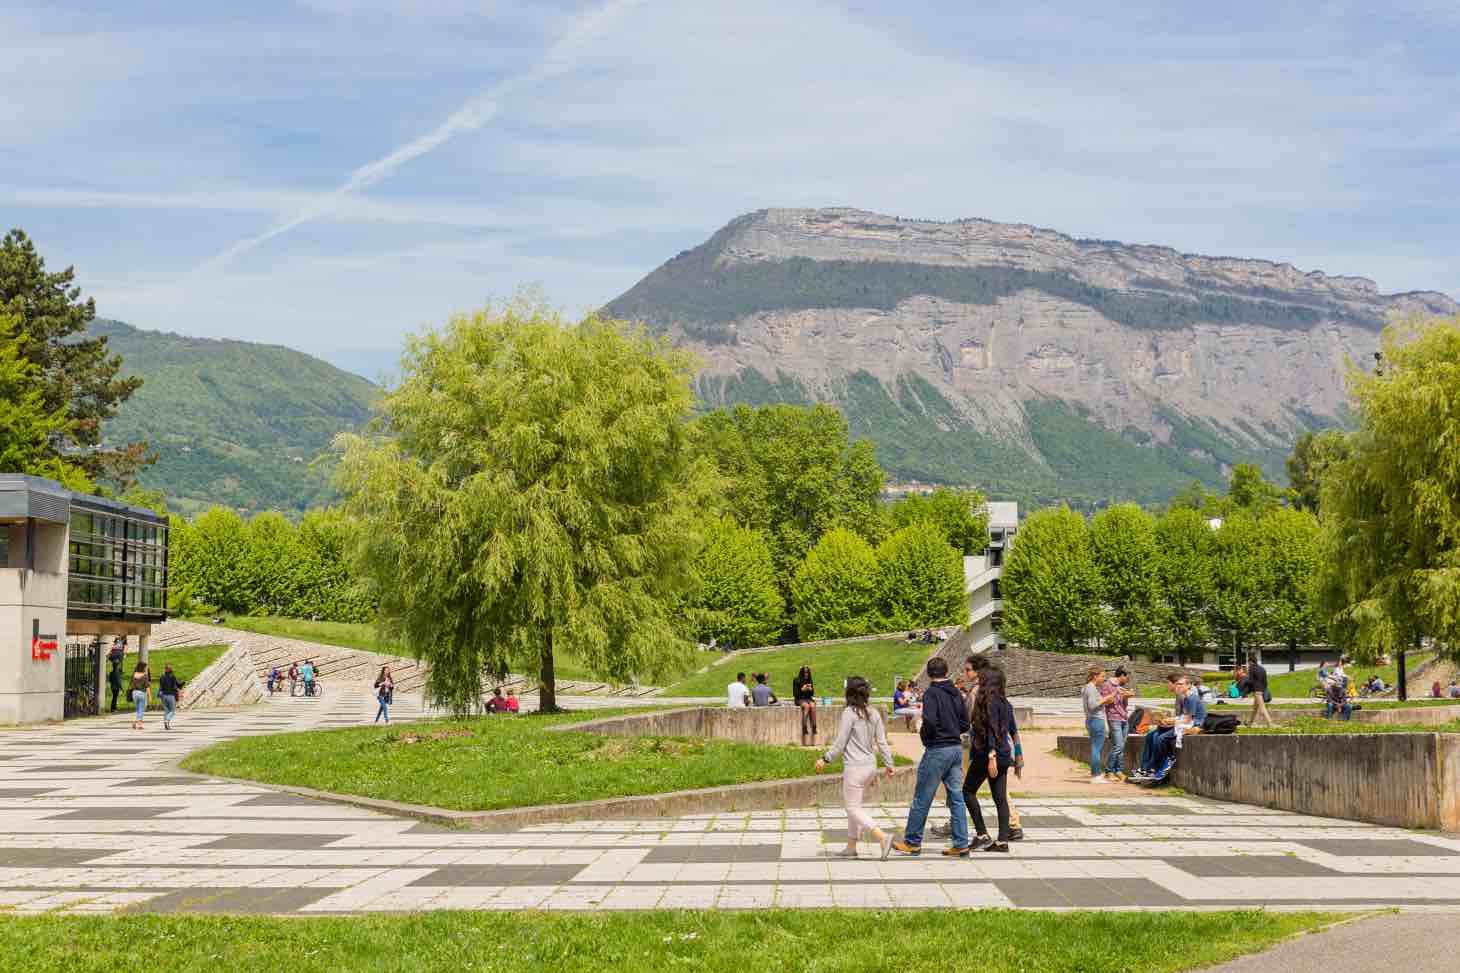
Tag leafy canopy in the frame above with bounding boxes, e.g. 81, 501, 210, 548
0, 318, 91, 489
875, 521, 969, 630
1000, 506, 1104, 653
335, 305, 714, 713
1089, 503, 1166, 659
685, 518, 784, 648
1321, 315, 1460, 662
791, 528, 884, 641
885, 487, 989, 555
0, 229, 146, 485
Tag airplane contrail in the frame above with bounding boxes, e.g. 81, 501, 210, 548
193, 0, 648, 274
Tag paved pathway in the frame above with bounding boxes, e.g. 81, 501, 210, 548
3, 692, 1460, 916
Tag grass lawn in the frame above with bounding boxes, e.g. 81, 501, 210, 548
180, 708, 884, 811
121, 644, 228, 686
662, 638, 932, 698
1139, 654, 1434, 700
186, 615, 718, 685
0, 909, 1340, 973
1238, 715, 1460, 735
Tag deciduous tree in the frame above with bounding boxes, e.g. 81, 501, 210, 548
1089, 503, 1166, 659
1286, 429, 1352, 514
686, 518, 784, 647
1209, 512, 1272, 661
885, 487, 989, 555
790, 528, 884, 640
1321, 315, 1460, 665
875, 521, 969, 630
1263, 506, 1324, 671
335, 304, 713, 713
1152, 507, 1216, 666
1000, 506, 1104, 653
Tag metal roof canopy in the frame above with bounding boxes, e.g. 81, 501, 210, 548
0, 474, 167, 525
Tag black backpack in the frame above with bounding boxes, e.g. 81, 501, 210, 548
1202, 713, 1240, 735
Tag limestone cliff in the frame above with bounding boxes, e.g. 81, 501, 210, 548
604, 208, 1458, 506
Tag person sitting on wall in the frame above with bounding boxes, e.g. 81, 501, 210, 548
751, 672, 776, 707
1130, 673, 1206, 784
1449, 680, 1460, 699
892, 680, 923, 731
1324, 677, 1353, 720
1434, 680, 1445, 699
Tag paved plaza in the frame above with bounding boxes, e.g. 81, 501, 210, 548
2, 691, 1460, 915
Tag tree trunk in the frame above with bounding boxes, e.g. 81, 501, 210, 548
1398, 641, 1409, 703
539, 632, 558, 713
1288, 638, 1297, 673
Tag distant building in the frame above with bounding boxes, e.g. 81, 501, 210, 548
1, 475, 170, 723
964, 501, 1018, 653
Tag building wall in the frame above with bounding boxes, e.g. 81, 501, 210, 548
0, 521, 68, 723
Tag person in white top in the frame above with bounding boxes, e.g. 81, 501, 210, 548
726, 671, 751, 708
815, 675, 896, 860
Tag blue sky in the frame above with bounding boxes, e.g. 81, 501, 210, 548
4, 1, 1458, 379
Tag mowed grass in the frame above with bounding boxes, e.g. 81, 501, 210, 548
181, 709, 844, 811
0, 909, 1340, 973
663, 639, 932, 698
121, 644, 228, 686
188, 615, 718, 684
1139, 654, 1434, 701
1238, 715, 1460, 735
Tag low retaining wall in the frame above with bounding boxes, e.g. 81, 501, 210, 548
1058, 731, 1460, 831
179, 643, 264, 710
562, 706, 851, 747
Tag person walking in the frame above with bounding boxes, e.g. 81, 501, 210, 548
794, 666, 818, 745
965, 666, 1020, 852
373, 664, 394, 723
1082, 665, 1117, 784
107, 654, 124, 713
815, 676, 896, 860
891, 657, 972, 857
1236, 661, 1274, 727
158, 664, 182, 730
128, 662, 150, 731
1102, 666, 1135, 780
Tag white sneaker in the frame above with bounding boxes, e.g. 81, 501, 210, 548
1090, 775, 1109, 784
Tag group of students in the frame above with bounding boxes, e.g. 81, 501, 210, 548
266, 660, 319, 696
1083, 666, 1242, 784
104, 641, 184, 731
816, 654, 1024, 859
726, 667, 821, 743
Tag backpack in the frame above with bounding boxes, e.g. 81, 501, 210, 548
1201, 713, 1239, 735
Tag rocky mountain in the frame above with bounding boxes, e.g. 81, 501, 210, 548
93, 320, 379, 515
604, 208, 1458, 507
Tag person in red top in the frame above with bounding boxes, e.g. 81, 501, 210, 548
505, 688, 520, 713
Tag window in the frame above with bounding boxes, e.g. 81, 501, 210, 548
990, 579, 1002, 599
0, 527, 10, 568
990, 547, 1004, 567
66, 505, 168, 620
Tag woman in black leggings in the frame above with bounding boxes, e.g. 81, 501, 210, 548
965, 666, 1019, 852
794, 666, 817, 745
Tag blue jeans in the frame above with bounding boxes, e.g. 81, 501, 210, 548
1326, 701, 1352, 720
903, 744, 969, 848
1139, 727, 1176, 774
132, 689, 146, 720
161, 693, 177, 724
375, 699, 390, 722
1086, 717, 1107, 777
1105, 720, 1128, 774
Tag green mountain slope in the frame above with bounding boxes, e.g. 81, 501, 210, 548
93, 320, 378, 515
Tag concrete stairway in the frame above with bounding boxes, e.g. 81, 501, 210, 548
916, 629, 1201, 697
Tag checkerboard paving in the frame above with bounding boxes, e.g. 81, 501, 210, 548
2, 690, 1460, 915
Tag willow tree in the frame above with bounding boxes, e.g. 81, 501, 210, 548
1321, 316, 1460, 673
335, 305, 713, 713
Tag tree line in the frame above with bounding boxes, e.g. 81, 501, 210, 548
1000, 482, 1322, 667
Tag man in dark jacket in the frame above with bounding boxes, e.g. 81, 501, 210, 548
1235, 661, 1273, 727
892, 657, 972, 856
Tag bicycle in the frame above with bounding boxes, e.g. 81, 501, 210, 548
291, 678, 324, 698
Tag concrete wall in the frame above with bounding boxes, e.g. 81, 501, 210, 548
563, 706, 851, 748
180, 642, 265, 710
0, 521, 67, 723
1058, 731, 1460, 831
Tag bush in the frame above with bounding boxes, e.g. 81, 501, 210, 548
791, 528, 884, 640
876, 522, 969, 629
686, 519, 784, 647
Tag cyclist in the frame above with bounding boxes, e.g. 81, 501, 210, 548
301, 659, 316, 697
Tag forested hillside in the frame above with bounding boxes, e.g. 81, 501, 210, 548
93, 320, 378, 514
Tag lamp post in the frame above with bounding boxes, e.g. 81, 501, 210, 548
1376, 349, 1410, 702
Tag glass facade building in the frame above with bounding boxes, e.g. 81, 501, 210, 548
65, 498, 169, 623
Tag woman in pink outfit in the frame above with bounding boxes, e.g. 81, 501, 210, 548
815, 676, 896, 860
